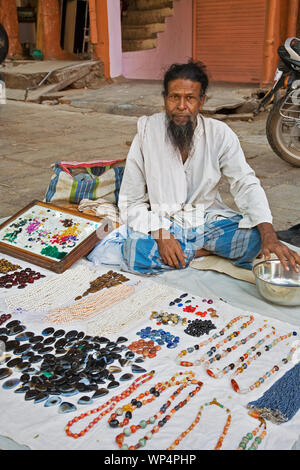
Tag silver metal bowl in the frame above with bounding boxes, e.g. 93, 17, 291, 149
253, 259, 300, 306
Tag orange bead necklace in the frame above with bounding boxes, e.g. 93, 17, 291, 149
167, 398, 231, 450
64, 370, 155, 439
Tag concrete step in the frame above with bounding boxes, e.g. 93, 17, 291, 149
135, 0, 173, 11
122, 37, 157, 52
122, 23, 165, 39
122, 7, 174, 25
0, 60, 104, 90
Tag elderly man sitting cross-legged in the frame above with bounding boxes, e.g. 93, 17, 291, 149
92, 61, 300, 276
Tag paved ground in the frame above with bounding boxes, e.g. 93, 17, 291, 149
1, 79, 300, 231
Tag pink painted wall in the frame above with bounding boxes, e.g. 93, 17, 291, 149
122, 0, 193, 80
107, 0, 123, 78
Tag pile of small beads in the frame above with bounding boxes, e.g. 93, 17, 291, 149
0, 268, 45, 289
127, 339, 161, 359
0, 313, 11, 326
150, 311, 188, 327
136, 326, 180, 349
169, 293, 214, 307
75, 270, 129, 301
0, 259, 21, 274
184, 318, 217, 337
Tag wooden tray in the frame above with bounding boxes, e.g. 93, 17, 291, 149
0, 200, 102, 273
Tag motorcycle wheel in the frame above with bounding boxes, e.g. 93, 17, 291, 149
0, 23, 9, 64
266, 95, 300, 167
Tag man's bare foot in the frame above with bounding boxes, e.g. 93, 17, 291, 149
195, 248, 212, 258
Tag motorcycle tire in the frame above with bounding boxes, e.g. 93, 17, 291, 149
266, 95, 300, 167
0, 23, 9, 64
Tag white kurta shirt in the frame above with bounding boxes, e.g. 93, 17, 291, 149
118, 112, 272, 234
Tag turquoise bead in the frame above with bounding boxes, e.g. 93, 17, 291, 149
123, 427, 131, 436
139, 438, 146, 447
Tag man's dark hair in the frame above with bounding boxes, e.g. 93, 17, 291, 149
163, 60, 209, 98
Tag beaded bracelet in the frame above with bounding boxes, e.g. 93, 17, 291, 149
231, 337, 299, 394
65, 371, 155, 439
167, 398, 231, 450
237, 411, 267, 450
115, 379, 203, 450
108, 371, 195, 429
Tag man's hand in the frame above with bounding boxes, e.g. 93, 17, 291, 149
152, 228, 187, 268
257, 223, 300, 272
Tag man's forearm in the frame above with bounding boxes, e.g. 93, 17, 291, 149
256, 222, 278, 242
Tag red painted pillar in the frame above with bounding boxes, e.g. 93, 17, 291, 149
36, 0, 69, 59
0, 0, 22, 58
88, 0, 110, 77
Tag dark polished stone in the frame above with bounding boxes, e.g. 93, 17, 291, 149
6, 320, 21, 329
107, 380, 119, 389
30, 336, 44, 344
5, 340, 19, 351
14, 385, 30, 394
2, 378, 20, 389
25, 389, 39, 401
0, 368, 12, 380
58, 402, 77, 414
116, 336, 128, 344
6, 357, 23, 368
120, 373, 134, 381
53, 329, 65, 338
42, 327, 55, 336
92, 388, 109, 399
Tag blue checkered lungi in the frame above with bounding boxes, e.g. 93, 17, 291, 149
121, 215, 261, 275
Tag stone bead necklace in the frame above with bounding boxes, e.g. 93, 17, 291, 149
115, 377, 203, 450
167, 398, 231, 451
108, 371, 195, 430
237, 411, 267, 450
231, 334, 298, 394
176, 315, 255, 371
65, 371, 155, 439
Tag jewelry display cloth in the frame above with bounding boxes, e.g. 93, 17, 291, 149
0, 255, 299, 450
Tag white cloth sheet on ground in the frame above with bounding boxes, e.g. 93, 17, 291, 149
0, 253, 299, 450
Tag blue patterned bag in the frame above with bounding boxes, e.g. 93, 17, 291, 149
44, 159, 125, 206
